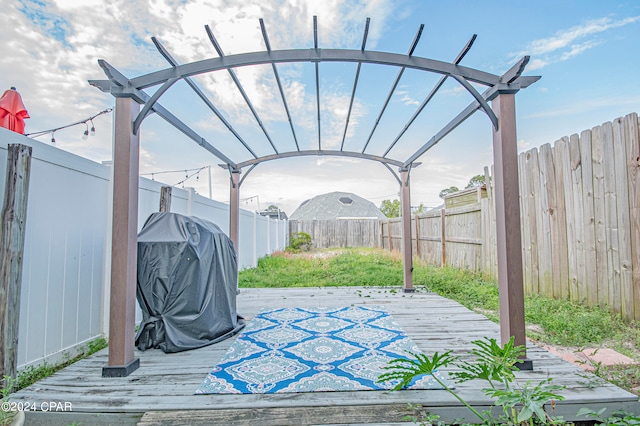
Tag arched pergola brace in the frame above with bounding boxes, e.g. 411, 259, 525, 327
451, 74, 499, 131
235, 149, 405, 170
382, 162, 402, 186
382, 34, 477, 157
128, 49, 501, 90
340, 18, 370, 151
151, 37, 259, 159
132, 76, 179, 135
90, 60, 238, 169
238, 163, 258, 187
205, 25, 279, 155
361, 24, 424, 154
260, 19, 301, 152
402, 74, 540, 168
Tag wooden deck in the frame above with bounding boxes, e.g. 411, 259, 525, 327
14, 287, 640, 425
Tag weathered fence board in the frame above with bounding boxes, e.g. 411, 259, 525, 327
612, 117, 634, 319
580, 129, 598, 305
602, 121, 622, 314
624, 113, 640, 321
569, 134, 586, 302
538, 143, 556, 296
0, 144, 32, 385
592, 123, 609, 309
527, 149, 542, 294
554, 137, 570, 300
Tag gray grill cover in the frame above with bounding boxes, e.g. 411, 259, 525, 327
135, 212, 244, 353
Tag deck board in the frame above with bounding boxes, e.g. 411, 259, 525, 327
13, 287, 640, 425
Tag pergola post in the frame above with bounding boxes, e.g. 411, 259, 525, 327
102, 97, 141, 377
491, 93, 531, 369
229, 170, 241, 253
400, 168, 414, 292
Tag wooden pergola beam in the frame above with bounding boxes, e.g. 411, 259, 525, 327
400, 168, 414, 292
229, 171, 241, 254
102, 97, 141, 377
491, 93, 531, 369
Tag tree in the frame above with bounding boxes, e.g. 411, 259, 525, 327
439, 186, 459, 199
266, 204, 280, 212
379, 199, 400, 218
413, 203, 427, 215
465, 174, 485, 189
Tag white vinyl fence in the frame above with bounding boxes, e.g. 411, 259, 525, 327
0, 128, 287, 370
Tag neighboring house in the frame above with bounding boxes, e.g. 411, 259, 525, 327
259, 210, 289, 220
290, 191, 386, 220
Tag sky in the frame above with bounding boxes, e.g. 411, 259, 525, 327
2, 0, 639, 216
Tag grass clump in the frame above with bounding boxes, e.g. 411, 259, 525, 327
10, 336, 107, 392
524, 295, 627, 347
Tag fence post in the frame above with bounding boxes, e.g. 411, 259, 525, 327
441, 208, 446, 267
159, 186, 172, 212
415, 215, 421, 258
0, 144, 32, 387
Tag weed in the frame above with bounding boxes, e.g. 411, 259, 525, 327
379, 337, 566, 425
577, 407, 640, 425
9, 336, 108, 392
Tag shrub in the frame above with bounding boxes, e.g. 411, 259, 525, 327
287, 232, 312, 252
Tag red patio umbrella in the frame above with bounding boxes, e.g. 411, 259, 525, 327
0, 87, 29, 134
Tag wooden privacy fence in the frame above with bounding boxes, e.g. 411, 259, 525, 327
382, 113, 640, 321
516, 112, 640, 320
289, 219, 381, 249
381, 200, 488, 273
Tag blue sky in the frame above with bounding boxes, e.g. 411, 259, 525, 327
2, 0, 639, 215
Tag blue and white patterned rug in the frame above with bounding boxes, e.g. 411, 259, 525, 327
196, 306, 448, 394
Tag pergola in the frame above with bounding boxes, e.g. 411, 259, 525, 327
90, 17, 540, 377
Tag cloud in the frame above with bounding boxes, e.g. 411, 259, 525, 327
2, 0, 394, 165
524, 93, 640, 119
516, 16, 639, 70
395, 90, 420, 106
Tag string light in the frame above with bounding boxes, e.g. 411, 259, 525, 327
140, 166, 209, 187
26, 107, 113, 142
82, 123, 89, 140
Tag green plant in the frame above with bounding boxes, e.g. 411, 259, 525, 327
577, 407, 640, 425
287, 232, 312, 252
0, 376, 17, 425
379, 337, 566, 425
380, 349, 487, 422
485, 378, 566, 424
403, 404, 449, 426
12, 336, 108, 392
453, 337, 525, 389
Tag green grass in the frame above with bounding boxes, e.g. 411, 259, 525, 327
239, 248, 406, 288
246, 248, 640, 393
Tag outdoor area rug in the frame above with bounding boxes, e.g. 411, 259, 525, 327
196, 305, 449, 394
